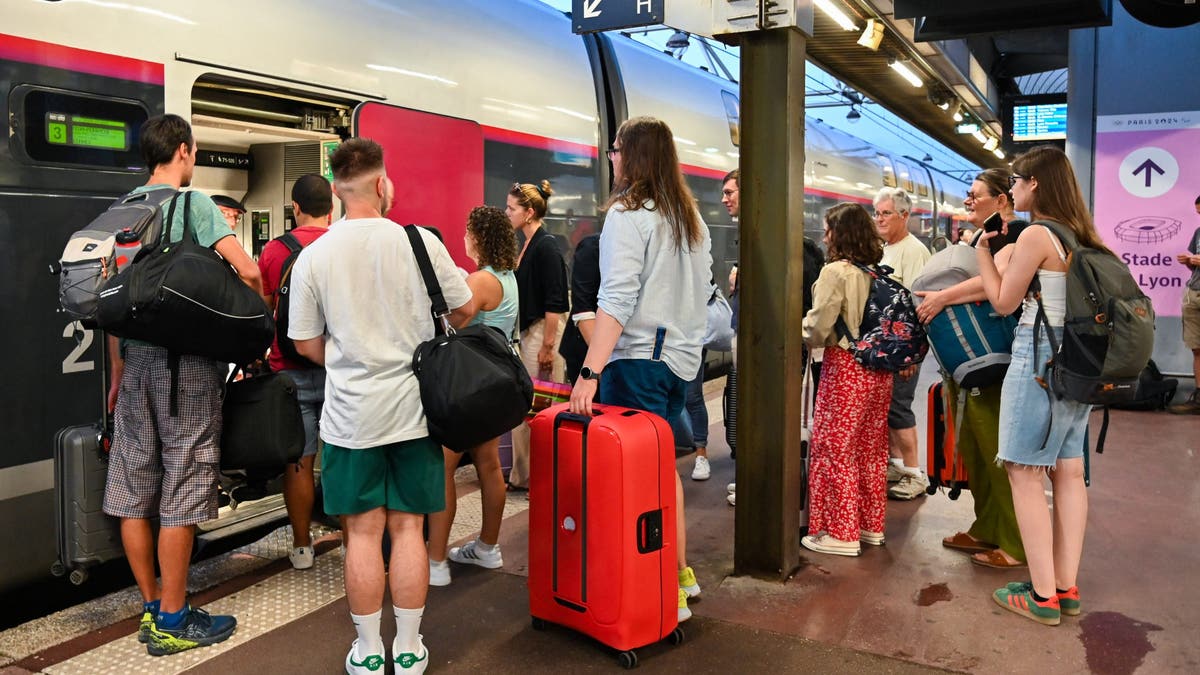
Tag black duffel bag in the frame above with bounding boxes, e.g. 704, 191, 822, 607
95, 192, 274, 366
221, 368, 305, 471
404, 225, 533, 452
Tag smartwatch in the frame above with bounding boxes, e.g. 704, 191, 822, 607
579, 366, 602, 381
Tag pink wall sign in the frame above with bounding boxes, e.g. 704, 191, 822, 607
1094, 111, 1200, 318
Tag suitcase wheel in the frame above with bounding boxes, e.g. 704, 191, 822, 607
948, 487, 962, 501
531, 616, 548, 631
668, 626, 685, 645
50, 561, 67, 578
69, 567, 90, 585
618, 650, 638, 669
925, 483, 937, 496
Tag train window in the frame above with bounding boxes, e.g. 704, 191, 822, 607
721, 91, 740, 147
876, 154, 897, 188
895, 159, 915, 193
11, 85, 149, 171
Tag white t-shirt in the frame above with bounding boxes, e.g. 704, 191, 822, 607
881, 233, 931, 289
288, 219, 472, 448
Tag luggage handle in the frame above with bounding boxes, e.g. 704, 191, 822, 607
636, 509, 663, 554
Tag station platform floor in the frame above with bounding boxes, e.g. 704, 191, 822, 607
2, 363, 1197, 674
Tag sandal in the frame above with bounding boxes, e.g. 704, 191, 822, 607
942, 532, 997, 554
971, 549, 1027, 569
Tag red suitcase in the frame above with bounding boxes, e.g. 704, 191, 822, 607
528, 403, 683, 668
926, 381, 968, 499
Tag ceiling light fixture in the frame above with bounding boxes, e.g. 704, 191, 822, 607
889, 59, 923, 88
815, 0, 858, 31
972, 130, 987, 143
953, 105, 965, 122
983, 136, 999, 151
993, 149, 1006, 159
857, 18, 885, 50
846, 106, 861, 122
922, 153, 934, 163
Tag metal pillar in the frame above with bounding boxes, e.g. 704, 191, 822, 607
733, 26, 806, 580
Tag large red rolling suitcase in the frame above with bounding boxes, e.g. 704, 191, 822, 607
926, 381, 968, 499
528, 403, 684, 668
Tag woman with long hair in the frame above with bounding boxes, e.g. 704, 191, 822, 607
427, 205, 520, 586
801, 203, 893, 557
976, 145, 1096, 625
506, 180, 569, 490
568, 116, 712, 622
914, 168, 1027, 569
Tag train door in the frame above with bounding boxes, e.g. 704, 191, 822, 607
0, 34, 163, 589
353, 103, 485, 270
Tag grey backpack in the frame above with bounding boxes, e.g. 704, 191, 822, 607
58, 187, 176, 326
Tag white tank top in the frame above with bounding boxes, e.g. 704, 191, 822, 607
1019, 226, 1069, 327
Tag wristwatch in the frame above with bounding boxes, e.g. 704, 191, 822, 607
579, 366, 602, 381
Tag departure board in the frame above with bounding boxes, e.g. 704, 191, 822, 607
46, 113, 130, 151
1012, 103, 1067, 142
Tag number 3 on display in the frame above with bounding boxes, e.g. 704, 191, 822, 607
62, 321, 95, 374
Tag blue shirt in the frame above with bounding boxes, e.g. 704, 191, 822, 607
470, 265, 519, 340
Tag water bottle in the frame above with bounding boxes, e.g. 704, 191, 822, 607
113, 228, 141, 274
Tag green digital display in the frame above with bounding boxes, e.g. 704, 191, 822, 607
45, 113, 129, 151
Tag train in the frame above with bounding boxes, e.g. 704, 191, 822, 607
0, 0, 968, 592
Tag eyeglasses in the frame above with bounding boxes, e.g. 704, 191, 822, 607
722, 189, 738, 198
965, 191, 991, 202
606, 147, 621, 159
873, 209, 897, 219
1009, 174, 1029, 188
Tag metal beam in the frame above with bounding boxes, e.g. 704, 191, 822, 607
734, 26, 807, 581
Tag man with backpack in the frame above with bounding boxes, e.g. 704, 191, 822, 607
256, 174, 334, 569
287, 138, 472, 674
102, 114, 262, 655
873, 188, 932, 500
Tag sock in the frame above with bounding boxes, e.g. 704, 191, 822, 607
903, 465, 923, 478
143, 599, 160, 615
350, 609, 384, 657
890, 458, 905, 468
393, 606, 424, 656
1056, 587, 1072, 594
430, 558, 448, 567
157, 605, 188, 629
1030, 590, 1051, 603
475, 540, 498, 554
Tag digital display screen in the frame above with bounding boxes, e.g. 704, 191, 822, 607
1012, 103, 1067, 142
45, 112, 129, 151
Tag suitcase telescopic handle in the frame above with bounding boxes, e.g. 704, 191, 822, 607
554, 406, 606, 428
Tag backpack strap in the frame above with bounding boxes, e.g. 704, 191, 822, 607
278, 231, 302, 255
402, 225, 452, 335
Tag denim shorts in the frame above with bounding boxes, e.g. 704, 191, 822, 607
280, 368, 325, 458
997, 325, 1090, 467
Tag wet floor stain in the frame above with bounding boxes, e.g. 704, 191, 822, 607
915, 582, 953, 606
1079, 611, 1162, 675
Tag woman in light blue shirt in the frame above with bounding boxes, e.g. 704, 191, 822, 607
569, 116, 713, 623
427, 205, 519, 586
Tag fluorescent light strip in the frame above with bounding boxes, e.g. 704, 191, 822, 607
815, 0, 857, 31
889, 61, 923, 88
993, 149, 1006, 159
972, 130, 987, 143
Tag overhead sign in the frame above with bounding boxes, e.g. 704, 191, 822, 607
666, 0, 814, 39
1094, 110, 1200, 317
572, 0, 663, 34
196, 149, 251, 170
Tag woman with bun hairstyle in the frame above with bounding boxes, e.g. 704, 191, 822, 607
427, 206, 521, 586
914, 168, 1027, 569
801, 202, 893, 557
568, 116, 712, 622
506, 180, 569, 490
976, 145, 1097, 626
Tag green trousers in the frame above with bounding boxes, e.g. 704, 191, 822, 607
944, 380, 1025, 562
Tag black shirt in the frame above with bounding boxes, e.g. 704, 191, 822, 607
515, 227, 569, 331
559, 233, 600, 377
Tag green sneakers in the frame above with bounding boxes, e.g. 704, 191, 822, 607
138, 600, 160, 643
678, 566, 701, 598
146, 606, 237, 656
993, 582, 1061, 626
393, 637, 429, 673
1005, 582, 1081, 616
677, 588, 692, 623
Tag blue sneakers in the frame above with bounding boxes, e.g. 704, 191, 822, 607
146, 606, 237, 656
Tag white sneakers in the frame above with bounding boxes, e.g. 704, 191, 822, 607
888, 473, 928, 501
428, 559, 451, 587
726, 482, 736, 506
289, 545, 314, 570
691, 456, 711, 481
448, 539, 503, 569
801, 533, 862, 557
345, 638, 428, 674
886, 463, 906, 483
859, 530, 886, 546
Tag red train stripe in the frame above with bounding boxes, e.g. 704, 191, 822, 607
0, 33, 163, 85
482, 125, 597, 157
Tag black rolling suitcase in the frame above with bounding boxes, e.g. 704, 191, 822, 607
53, 422, 122, 585
723, 365, 737, 457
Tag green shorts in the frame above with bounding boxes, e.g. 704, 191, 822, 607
321, 437, 445, 516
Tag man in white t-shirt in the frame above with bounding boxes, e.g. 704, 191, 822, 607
288, 138, 472, 675
874, 187, 932, 501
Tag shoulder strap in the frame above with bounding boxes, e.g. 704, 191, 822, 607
402, 225, 451, 334
278, 231, 303, 254
180, 191, 195, 244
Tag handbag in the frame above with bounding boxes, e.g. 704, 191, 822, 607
528, 378, 572, 420
95, 192, 274, 366
404, 225, 534, 452
704, 285, 735, 352
220, 368, 305, 471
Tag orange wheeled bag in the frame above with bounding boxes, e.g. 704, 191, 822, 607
926, 381, 968, 499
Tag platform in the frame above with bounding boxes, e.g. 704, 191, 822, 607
2, 364, 1196, 674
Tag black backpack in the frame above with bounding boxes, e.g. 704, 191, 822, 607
272, 232, 319, 369
95, 192, 274, 367
836, 262, 928, 372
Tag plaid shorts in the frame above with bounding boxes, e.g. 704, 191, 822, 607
103, 346, 224, 527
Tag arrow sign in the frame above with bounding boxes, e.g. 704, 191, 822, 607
573, 0, 663, 34
1132, 158, 1165, 188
